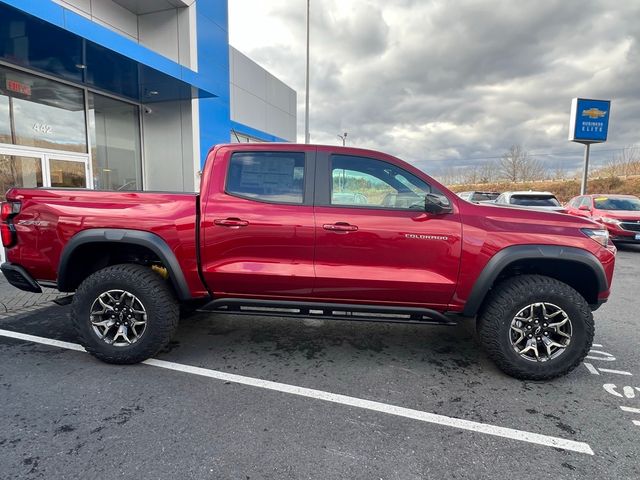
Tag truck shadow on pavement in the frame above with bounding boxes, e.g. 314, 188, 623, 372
0, 304, 491, 381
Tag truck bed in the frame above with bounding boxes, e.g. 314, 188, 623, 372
4, 188, 206, 297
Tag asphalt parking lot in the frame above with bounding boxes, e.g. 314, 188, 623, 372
1, 245, 639, 479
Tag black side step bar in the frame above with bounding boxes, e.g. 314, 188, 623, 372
198, 298, 457, 326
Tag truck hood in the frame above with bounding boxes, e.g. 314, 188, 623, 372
466, 202, 600, 230
483, 203, 567, 214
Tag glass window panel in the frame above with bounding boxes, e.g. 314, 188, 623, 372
0, 7, 84, 84
226, 152, 305, 204
0, 154, 43, 199
88, 93, 142, 191
0, 95, 10, 144
331, 155, 432, 209
49, 159, 86, 188
0, 66, 87, 152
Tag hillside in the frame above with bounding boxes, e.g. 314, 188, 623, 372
446, 176, 640, 203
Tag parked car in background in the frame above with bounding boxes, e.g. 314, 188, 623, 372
566, 194, 640, 244
457, 191, 500, 203
494, 191, 565, 212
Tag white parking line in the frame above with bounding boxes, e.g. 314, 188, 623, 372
0, 328, 594, 456
620, 406, 640, 414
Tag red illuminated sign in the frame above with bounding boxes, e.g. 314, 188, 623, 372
6, 79, 31, 96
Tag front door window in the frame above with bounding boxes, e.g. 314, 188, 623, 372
330, 155, 433, 210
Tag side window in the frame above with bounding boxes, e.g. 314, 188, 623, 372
580, 197, 592, 209
330, 155, 433, 209
495, 194, 506, 204
226, 152, 305, 204
569, 197, 582, 208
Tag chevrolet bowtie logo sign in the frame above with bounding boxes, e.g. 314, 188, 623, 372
582, 107, 607, 119
570, 98, 610, 143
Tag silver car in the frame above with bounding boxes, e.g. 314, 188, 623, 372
494, 191, 565, 212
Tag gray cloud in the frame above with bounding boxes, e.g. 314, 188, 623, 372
231, 0, 639, 177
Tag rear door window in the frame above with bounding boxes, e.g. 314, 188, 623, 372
226, 152, 306, 204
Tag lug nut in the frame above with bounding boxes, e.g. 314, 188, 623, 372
543, 323, 548, 327
528, 334, 533, 338
544, 332, 549, 336
534, 320, 539, 324
537, 337, 541, 341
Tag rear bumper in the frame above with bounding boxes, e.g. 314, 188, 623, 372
0, 263, 42, 293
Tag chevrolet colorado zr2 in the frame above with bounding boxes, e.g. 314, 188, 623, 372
0, 144, 616, 380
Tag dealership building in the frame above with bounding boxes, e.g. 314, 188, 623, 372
0, 0, 297, 195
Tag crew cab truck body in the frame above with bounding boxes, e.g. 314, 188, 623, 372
1, 144, 616, 379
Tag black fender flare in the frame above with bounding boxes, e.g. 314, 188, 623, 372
462, 244, 608, 317
58, 229, 191, 300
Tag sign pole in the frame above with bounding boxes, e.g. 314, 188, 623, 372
580, 142, 591, 195
304, 0, 310, 144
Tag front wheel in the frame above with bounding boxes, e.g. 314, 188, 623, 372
477, 275, 594, 380
71, 264, 179, 364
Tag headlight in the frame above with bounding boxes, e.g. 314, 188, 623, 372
581, 228, 609, 247
599, 217, 621, 225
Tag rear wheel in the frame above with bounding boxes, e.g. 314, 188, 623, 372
477, 275, 594, 380
71, 264, 179, 364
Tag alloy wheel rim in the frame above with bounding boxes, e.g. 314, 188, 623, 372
90, 290, 147, 347
509, 302, 572, 362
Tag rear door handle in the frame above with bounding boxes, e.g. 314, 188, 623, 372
214, 218, 249, 227
323, 222, 358, 232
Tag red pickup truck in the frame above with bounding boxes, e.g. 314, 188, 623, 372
1, 144, 616, 379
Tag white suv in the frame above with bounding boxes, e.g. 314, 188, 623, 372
494, 191, 565, 212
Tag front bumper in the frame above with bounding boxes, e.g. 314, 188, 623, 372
604, 224, 640, 243
0, 263, 42, 293
611, 235, 640, 243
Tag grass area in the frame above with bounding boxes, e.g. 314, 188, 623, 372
447, 176, 640, 203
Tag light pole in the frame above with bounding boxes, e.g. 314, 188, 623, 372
338, 132, 347, 146
304, 0, 310, 144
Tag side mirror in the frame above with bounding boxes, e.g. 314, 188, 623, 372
424, 193, 453, 215
578, 205, 591, 212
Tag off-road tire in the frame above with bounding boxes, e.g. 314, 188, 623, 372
71, 264, 179, 364
477, 274, 594, 380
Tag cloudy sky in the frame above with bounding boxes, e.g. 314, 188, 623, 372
229, 0, 639, 177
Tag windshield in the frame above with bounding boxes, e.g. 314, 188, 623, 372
594, 196, 640, 211
510, 195, 560, 207
470, 192, 499, 202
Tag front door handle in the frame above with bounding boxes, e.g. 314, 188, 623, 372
214, 218, 249, 227
323, 222, 358, 232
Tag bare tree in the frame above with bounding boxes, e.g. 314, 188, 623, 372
498, 144, 546, 182
520, 156, 546, 181
551, 163, 566, 180
598, 146, 640, 178
479, 160, 500, 183
463, 165, 481, 185
437, 166, 463, 185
